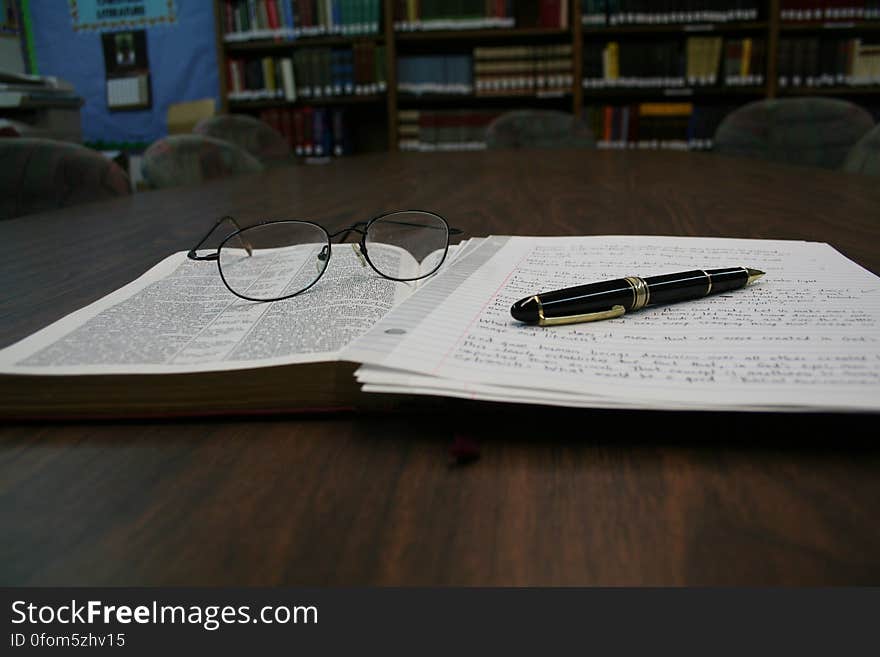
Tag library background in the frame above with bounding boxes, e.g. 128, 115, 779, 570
1, 0, 880, 208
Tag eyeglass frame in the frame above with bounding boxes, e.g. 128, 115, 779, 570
187, 210, 463, 303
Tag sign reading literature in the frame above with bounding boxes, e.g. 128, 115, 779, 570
70, 0, 176, 32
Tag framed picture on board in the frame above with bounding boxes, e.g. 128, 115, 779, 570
101, 29, 152, 111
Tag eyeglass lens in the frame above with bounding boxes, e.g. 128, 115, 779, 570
218, 221, 330, 302
217, 211, 449, 301
364, 211, 449, 281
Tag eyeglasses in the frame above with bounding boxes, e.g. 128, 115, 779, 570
187, 210, 462, 302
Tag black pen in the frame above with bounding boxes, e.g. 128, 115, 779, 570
510, 267, 765, 326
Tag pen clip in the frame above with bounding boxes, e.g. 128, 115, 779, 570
538, 304, 627, 326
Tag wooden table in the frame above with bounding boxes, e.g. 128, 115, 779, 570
2, 150, 879, 586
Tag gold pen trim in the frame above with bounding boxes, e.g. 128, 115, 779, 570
701, 270, 713, 296
538, 304, 627, 326
624, 276, 650, 310
534, 296, 546, 324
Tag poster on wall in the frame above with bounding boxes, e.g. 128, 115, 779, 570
70, 0, 176, 32
101, 29, 152, 110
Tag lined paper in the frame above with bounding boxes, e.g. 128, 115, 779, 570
347, 236, 880, 412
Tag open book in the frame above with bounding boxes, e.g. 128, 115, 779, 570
0, 239, 480, 418
2, 235, 879, 418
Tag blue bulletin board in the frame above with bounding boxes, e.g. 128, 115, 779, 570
25, 2, 219, 147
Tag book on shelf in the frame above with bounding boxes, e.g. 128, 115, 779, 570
3, 235, 880, 418
330, 106, 350, 155
583, 36, 748, 89
584, 101, 732, 150
583, 37, 764, 90
221, 0, 382, 41
514, 0, 570, 28
294, 43, 386, 98
685, 37, 724, 85
473, 44, 573, 96
222, 0, 292, 41
394, 0, 508, 31
398, 108, 499, 151
227, 44, 386, 101
258, 105, 353, 155
397, 54, 474, 95
780, 1, 880, 22
228, 55, 297, 101
723, 37, 766, 86
778, 36, 880, 87
280, 57, 297, 98
582, 0, 760, 26
393, 0, 568, 31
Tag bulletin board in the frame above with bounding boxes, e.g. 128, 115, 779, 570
24, 1, 218, 146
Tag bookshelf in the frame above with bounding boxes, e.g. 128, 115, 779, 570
215, 0, 391, 155
580, 2, 771, 149
213, 1, 880, 156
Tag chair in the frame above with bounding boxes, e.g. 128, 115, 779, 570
713, 98, 874, 170
141, 134, 263, 189
193, 114, 291, 165
486, 110, 596, 150
842, 124, 880, 176
0, 138, 131, 220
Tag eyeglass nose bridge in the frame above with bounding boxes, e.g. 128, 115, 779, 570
325, 224, 371, 268
328, 223, 368, 241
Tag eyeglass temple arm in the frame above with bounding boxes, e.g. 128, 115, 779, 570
343, 218, 464, 235
187, 216, 251, 260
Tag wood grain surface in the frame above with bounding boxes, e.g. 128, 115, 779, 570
2, 150, 879, 585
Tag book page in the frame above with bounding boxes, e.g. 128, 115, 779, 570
347, 236, 880, 412
0, 245, 419, 375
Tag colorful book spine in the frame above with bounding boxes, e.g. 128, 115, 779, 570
251, 107, 356, 159
585, 102, 734, 151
